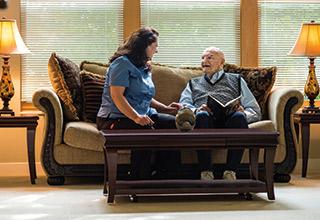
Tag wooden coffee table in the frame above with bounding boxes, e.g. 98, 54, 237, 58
101, 129, 278, 203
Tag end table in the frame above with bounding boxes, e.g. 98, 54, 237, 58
0, 115, 39, 184
294, 110, 320, 177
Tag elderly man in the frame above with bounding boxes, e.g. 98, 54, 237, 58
179, 47, 261, 181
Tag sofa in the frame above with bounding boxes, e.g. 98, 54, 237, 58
33, 53, 304, 185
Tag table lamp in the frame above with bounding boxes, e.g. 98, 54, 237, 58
288, 20, 320, 113
0, 17, 30, 116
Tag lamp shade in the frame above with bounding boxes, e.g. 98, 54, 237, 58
288, 21, 320, 57
0, 18, 30, 55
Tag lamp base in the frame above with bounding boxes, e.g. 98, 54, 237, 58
302, 106, 320, 113
0, 108, 14, 116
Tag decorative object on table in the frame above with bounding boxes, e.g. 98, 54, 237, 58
175, 107, 196, 132
289, 20, 320, 113
0, 17, 30, 116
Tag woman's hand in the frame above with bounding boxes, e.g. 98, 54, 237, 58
165, 102, 183, 115
134, 114, 154, 127
146, 60, 152, 71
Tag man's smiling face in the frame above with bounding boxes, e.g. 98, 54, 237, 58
201, 51, 224, 75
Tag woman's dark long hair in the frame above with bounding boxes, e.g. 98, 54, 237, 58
109, 27, 159, 67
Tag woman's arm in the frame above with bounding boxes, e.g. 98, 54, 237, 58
150, 98, 182, 115
110, 86, 154, 126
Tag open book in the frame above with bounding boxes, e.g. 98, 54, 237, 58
207, 94, 242, 118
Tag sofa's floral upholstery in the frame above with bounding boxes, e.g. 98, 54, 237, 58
224, 63, 277, 119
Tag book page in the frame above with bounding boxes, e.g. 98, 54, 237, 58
207, 94, 242, 117
225, 95, 241, 108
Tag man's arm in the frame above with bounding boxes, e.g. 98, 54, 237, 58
179, 82, 196, 111
240, 78, 262, 123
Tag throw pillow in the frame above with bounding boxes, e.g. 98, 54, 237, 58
80, 70, 105, 123
223, 63, 277, 119
80, 60, 109, 76
48, 52, 82, 121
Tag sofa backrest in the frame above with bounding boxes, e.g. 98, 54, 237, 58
80, 61, 276, 120
151, 63, 203, 106
150, 63, 276, 119
48, 52, 276, 123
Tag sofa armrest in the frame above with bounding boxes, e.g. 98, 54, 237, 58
32, 88, 64, 146
268, 87, 303, 130
267, 87, 304, 174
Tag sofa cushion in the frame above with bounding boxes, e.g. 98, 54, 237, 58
63, 121, 105, 152
48, 52, 82, 121
248, 120, 275, 131
80, 70, 105, 123
223, 64, 277, 119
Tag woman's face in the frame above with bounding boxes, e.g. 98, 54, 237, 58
146, 41, 158, 60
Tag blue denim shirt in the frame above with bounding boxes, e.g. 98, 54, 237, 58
97, 56, 156, 119
179, 70, 261, 123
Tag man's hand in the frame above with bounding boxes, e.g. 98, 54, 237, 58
197, 104, 212, 114
234, 104, 244, 112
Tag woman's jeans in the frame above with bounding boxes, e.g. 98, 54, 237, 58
97, 113, 180, 180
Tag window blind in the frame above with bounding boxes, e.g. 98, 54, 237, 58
20, 0, 123, 102
259, 0, 320, 97
141, 0, 240, 67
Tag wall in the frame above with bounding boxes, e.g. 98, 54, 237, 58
0, 0, 319, 177
0, 0, 45, 176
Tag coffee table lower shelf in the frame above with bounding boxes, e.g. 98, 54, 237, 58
106, 179, 267, 196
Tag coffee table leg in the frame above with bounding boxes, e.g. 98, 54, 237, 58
27, 127, 37, 184
106, 149, 118, 204
249, 148, 259, 180
264, 147, 276, 200
301, 123, 310, 178
103, 148, 108, 195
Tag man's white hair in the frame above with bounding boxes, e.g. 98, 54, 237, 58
203, 47, 225, 60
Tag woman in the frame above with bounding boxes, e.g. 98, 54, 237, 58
97, 27, 181, 180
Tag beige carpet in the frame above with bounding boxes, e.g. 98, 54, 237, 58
1, 174, 320, 219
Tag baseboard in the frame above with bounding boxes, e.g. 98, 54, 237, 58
293, 159, 320, 175
0, 162, 45, 177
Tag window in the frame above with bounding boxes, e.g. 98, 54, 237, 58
141, 0, 240, 67
20, 0, 123, 102
259, 0, 320, 95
